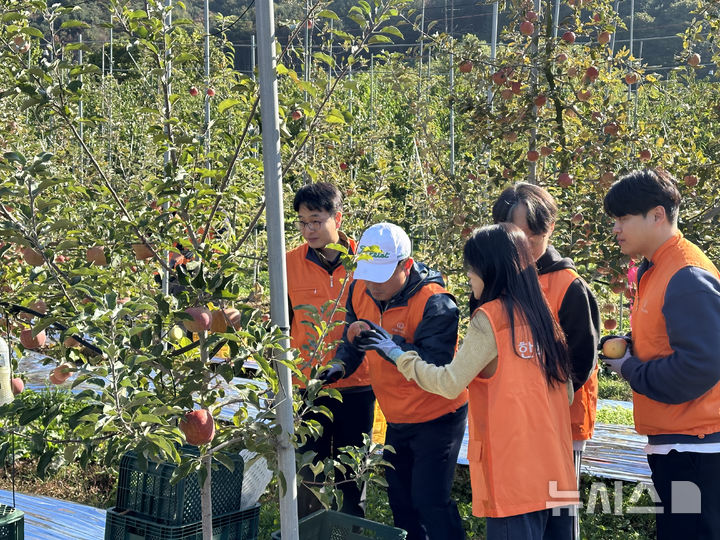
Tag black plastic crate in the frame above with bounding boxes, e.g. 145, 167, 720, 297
104, 503, 259, 540
271, 509, 407, 539
116, 448, 244, 526
0, 505, 24, 540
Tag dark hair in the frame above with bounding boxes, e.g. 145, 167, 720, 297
603, 168, 681, 223
463, 223, 570, 387
492, 183, 557, 235
293, 182, 343, 214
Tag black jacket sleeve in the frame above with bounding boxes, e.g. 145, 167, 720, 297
622, 267, 720, 403
390, 293, 460, 367
331, 282, 366, 377
558, 278, 600, 391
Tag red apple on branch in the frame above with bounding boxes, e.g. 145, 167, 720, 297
584, 66, 599, 83
683, 175, 698, 187
20, 328, 46, 349
562, 31, 576, 44
183, 307, 212, 333
458, 60, 473, 73
558, 173, 574, 188
603, 318, 618, 331
179, 409, 215, 445
49, 363, 74, 385
189, 86, 199, 96
598, 31, 611, 44
10, 378, 23, 395
520, 21, 535, 35
688, 53, 701, 67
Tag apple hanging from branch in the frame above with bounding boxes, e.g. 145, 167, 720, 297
179, 409, 215, 445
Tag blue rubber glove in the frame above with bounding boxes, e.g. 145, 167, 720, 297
317, 363, 345, 385
353, 320, 404, 364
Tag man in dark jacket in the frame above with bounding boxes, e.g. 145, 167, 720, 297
601, 169, 720, 540
326, 222, 467, 540
488, 183, 600, 540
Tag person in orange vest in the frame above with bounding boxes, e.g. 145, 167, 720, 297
490, 183, 600, 540
600, 169, 720, 540
326, 222, 467, 540
286, 182, 374, 518
356, 223, 578, 540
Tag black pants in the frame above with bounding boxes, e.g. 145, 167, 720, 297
297, 388, 375, 518
384, 404, 468, 540
647, 450, 720, 540
487, 507, 573, 540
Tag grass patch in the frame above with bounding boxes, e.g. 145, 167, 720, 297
598, 374, 633, 401
596, 405, 634, 425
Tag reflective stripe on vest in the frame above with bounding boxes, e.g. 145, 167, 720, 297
468, 299, 577, 518
352, 280, 468, 423
631, 233, 720, 436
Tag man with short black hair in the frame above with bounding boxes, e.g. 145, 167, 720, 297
286, 182, 374, 518
330, 222, 467, 540
602, 168, 720, 539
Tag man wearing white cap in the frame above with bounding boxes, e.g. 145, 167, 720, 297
327, 222, 468, 540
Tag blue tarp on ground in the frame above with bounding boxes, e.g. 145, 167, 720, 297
0, 489, 106, 539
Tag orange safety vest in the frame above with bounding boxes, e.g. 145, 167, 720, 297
539, 268, 599, 441
468, 299, 577, 518
286, 241, 370, 389
631, 232, 720, 436
351, 280, 468, 423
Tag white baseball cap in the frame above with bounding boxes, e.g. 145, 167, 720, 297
354, 222, 412, 283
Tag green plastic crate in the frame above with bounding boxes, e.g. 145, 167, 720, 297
104, 503, 259, 540
271, 510, 407, 540
0, 505, 24, 540
116, 447, 244, 526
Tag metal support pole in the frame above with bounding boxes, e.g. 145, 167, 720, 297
610, 0, 620, 54
488, 3, 498, 107
255, 0, 299, 537
528, 0, 541, 184
204, 0, 211, 165
162, 1, 172, 297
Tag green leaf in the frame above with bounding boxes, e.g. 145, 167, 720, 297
313, 52, 335, 68
381, 25, 404, 39
325, 109, 346, 124
368, 35, 393, 45
218, 99, 242, 114
135, 413, 165, 425
317, 9, 340, 20
214, 452, 236, 472
60, 20, 90, 29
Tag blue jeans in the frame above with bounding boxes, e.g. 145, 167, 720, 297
384, 404, 468, 540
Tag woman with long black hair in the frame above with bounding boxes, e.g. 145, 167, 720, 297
356, 223, 578, 540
